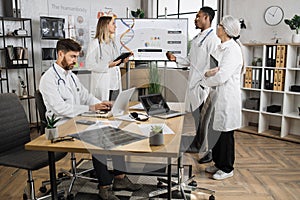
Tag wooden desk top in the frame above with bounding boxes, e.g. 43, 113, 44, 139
25, 103, 185, 158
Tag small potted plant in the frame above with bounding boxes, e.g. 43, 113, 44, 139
149, 125, 164, 146
45, 114, 60, 140
131, 8, 144, 18
284, 14, 300, 43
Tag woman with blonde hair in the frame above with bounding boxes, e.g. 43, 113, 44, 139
86, 16, 128, 101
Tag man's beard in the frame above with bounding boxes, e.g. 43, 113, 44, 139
61, 57, 76, 70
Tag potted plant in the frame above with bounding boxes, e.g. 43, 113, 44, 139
45, 114, 60, 140
284, 14, 300, 43
148, 62, 161, 94
149, 125, 164, 146
131, 8, 144, 18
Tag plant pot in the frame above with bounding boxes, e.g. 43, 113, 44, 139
292, 34, 300, 43
45, 128, 58, 140
149, 132, 164, 146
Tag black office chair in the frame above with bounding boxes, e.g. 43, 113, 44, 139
0, 93, 67, 200
34, 90, 97, 199
149, 90, 218, 200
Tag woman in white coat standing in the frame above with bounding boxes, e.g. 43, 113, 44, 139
86, 16, 127, 101
196, 15, 243, 180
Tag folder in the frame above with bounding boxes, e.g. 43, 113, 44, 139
264, 69, 269, 89
270, 69, 274, 90
275, 45, 281, 67
272, 45, 277, 67
266, 46, 272, 66
12, 0, 17, 17
251, 68, 256, 88
255, 69, 260, 89
16, 0, 21, 17
280, 45, 287, 67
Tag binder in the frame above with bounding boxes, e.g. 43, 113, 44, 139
277, 70, 285, 91
255, 69, 260, 89
280, 45, 287, 67
16, 0, 21, 17
264, 69, 270, 89
275, 45, 281, 67
266, 46, 272, 66
270, 69, 274, 90
273, 69, 278, 90
272, 45, 277, 67
251, 68, 256, 88
12, 0, 17, 17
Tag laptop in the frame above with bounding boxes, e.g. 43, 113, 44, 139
81, 87, 135, 118
139, 93, 185, 119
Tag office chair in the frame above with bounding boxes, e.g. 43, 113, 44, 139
34, 90, 97, 199
0, 93, 67, 200
149, 90, 218, 200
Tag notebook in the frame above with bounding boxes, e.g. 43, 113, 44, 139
139, 93, 185, 119
81, 87, 136, 118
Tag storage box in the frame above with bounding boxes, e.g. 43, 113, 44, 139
266, 105, 281, 113
290, 85, 300, 92
245, 98, 260, 110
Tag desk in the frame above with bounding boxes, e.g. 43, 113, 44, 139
25, 103, 184, 200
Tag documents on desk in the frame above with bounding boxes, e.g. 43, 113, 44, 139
69, 126, 147, 150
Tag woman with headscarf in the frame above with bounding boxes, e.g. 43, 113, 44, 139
195, 15, 243, 180
86, 16, 128, 101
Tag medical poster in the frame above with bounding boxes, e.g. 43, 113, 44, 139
115, 18, 188, 61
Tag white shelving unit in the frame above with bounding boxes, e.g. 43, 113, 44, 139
240, 43, 300, 143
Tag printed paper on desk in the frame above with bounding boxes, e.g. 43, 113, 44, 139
138, 123, 174, 137
114, 114, 136, 122
85, 120, 122, 131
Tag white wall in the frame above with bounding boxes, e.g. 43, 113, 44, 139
225, 0, 300, 43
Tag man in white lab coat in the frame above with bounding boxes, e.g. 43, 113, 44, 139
166, 7, 220, 163
40, 39, 141, 200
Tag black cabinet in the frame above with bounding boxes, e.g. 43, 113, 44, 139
0, 17, 37, 127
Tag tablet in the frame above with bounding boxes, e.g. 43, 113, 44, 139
210, 54, 218, 69
113, 52, 131, 65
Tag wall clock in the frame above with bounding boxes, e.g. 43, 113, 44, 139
264, 6, 284, 26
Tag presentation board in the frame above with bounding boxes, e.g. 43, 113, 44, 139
115, 18, 188, 61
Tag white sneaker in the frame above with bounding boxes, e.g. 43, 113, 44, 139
212, 170, 233, 180
205, 165, 219, 174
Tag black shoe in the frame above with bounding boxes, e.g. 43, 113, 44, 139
113, 175, 142, 191
198, 151, 212, 164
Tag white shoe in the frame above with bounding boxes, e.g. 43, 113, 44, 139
212, 170, 233, 180
205, 165, 219, 174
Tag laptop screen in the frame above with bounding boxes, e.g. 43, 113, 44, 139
139, 94, 170, 115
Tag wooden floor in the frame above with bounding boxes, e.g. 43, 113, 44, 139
0, 114, 300, 199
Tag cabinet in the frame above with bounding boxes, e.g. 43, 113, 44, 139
0, 17, 37, 127
240, 43, 300, 143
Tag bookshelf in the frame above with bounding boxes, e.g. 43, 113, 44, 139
241, 43, 300, 143
0, 17, 37, 128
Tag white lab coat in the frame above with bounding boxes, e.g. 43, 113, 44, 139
39, 63, 101, 125
176, 28, 220, 112
198, 39, 243, 131
86, 39, 122, 101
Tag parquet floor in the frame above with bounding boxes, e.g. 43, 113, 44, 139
0, 113, 300, 199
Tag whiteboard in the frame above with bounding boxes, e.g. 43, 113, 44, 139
115, 18, 188, 61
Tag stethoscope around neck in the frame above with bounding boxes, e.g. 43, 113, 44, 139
52, 64, 79, 92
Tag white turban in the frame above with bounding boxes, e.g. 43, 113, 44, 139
221, 15, 240, 38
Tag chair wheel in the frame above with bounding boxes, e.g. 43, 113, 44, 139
23, 193, 28, 200
157, 181, 164, 188
39, 186, 47, 193
188, 180, 197, 187
58, 172, 65, 178
209, 195, 215, 200
67, 193, 74, 200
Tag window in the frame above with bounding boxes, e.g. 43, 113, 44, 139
156, 0, 219, 45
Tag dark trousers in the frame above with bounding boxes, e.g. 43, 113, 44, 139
212, 130, 235, 173
92, 155, 126, 186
